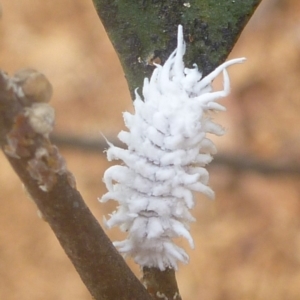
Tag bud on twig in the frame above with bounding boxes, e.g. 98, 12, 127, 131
13, 68, 53, 104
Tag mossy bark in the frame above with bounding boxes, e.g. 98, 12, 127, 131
92, 0, 262, 97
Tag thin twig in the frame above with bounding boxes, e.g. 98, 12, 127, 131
50, 133, 300, 176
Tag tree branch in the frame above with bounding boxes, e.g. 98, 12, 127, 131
72, 0, 265, 294
1, 2, 264, 299
0, 70, 152, 300
142, 267, 182, 300
92, 0, 262, 96
50, 133, 300, 176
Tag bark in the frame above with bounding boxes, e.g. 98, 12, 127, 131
142, 267, 182, 300
0, 71, 152, 300
92, 0, 262, 97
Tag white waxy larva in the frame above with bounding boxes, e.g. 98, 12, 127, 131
101, 24, 245, 270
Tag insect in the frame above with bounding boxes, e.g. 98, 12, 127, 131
101, 25, 245, 270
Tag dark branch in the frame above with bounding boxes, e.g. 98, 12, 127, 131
0, 70, 152, 300
91, 2, 262, 297
92, 0, 262, 97
142, 267, 182, 300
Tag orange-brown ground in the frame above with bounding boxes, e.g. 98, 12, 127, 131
1, 0, 300, 299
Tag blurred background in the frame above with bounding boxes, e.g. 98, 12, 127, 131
0, 0, 300, 299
